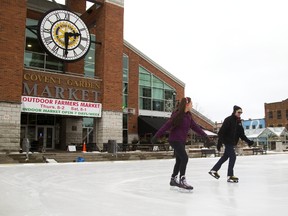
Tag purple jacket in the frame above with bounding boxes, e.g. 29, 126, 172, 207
155, 112, 207, 143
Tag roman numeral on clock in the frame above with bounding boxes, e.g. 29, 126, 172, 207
44, 36, 53, 45
81, 37, 88, 42
78, 44, 85, 51
55, 13, 61, 21
64, 12, 70, 21
52, 44, 59, 53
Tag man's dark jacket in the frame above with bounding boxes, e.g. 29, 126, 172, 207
218, 114, 251, 146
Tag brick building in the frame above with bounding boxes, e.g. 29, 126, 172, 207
0, 0, 214, 152
265, 99, 288, 129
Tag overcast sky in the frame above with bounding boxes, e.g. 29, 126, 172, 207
123, 0, 288, 122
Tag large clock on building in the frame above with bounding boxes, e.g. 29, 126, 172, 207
38, 9, 91, 62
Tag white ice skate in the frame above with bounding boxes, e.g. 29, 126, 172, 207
227, 176, 239, 183
169, 176, 179, 190
208, 170, 220, 179
178, 176, 193, 192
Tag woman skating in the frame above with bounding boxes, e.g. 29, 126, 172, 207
152, 97, 208, 190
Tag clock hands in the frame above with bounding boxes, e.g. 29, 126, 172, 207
64, 32, 81, 57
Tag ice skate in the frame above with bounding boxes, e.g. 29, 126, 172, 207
227, 176, 239, 183
178, 176, 193, 192
169, 176, 179, 190
208, 170, 220, 179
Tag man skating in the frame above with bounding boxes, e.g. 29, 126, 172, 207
209, 105, 254, 183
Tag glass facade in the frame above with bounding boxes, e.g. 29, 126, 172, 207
24, 19, 64, 72
139, 66, 175, 112
84, 34, 95, 77
122, 54, 129, 144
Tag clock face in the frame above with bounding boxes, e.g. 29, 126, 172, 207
38, 9, 91, 62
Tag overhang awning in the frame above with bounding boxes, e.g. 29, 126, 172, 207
138, 116, 168, 135
203, 129, 218, 137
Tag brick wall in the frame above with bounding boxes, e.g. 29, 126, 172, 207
0, 0, 26, 103
265, 99, 288, 129
94, 2, 124, 111
65, 0, 86, 75
0, 0, 26, 151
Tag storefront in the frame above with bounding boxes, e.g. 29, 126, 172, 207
0, 0, 214, 152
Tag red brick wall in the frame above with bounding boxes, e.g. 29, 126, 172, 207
65, 0, 86, 75
193, 116, 214, 131
265, 99, 288, 129
0, 0, 26, 103
95, 3, 124, 111
66, 0, 86, 14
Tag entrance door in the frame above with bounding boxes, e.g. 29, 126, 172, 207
37, 126, 54, 149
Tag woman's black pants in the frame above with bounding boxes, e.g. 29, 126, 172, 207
170, 141, 188, 177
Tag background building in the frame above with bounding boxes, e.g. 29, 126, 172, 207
0, 0, 214, 152
265, 99, 288, 129
242, 118, 265, 130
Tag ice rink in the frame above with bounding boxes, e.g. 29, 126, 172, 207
1, 154, 288, 216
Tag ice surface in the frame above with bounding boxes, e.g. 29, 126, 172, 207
1, 154, 288, 216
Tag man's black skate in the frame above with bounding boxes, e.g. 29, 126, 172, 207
179, 176, 193, 191
227, 176, 239, 183
170, 176, 179, 188
208, 170, 220, 179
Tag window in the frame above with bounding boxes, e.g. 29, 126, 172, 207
83, 118, 94, 144
286, 110, 288, 120
140, 98, 152, 110
277, 110, 282, 119
259, 124, 263, 129
84, 35, 95, 77
122, 54, 129, 144
24, 19, 64, 72
252, 125, 256, 129
140, 87, 151, 97
122, 54, 129, 109
139, 66, 176, 112
268, 111, 273, 119
139, 68, 151, 86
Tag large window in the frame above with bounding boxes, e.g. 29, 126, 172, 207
24, 19, 64, 72
84, 34, 95, 77
122, 54, 129, 144
139, 66, 176, 112
123, 54, 129, 109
